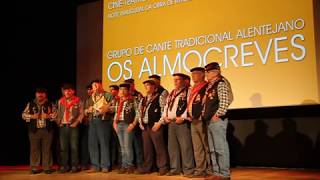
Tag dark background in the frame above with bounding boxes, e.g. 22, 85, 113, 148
3, 0, 320, 168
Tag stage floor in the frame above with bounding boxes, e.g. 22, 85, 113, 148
0, 167, 320, 180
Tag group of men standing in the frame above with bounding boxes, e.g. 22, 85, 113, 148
22, 62, 233, 180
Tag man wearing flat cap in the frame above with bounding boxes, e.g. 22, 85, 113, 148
136, 79, 169, 175
123, 78, 144, 171
203, 62, 233, 180
56, 83, 84, 173
149, 75, 169, 145
188, 67, 213, 178
154, 73, 195, 177
108, 84, 121, 168
85, 80, 114, 173
113, 83, 138, 174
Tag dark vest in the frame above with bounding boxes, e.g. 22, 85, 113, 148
190, 84, 208, 119
141, 94, 161, 127
202, 79, 225, 122
167, 87, 188, 117
120, 99, 136, 124
28, 100, 53, 133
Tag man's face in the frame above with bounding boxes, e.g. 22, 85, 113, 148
144, 83, 155, 94
129, 83, 135, 91
92, 82, 102, 92
110, 89, 118, 96
150, 78, 160, 86
173, 76, 185, 89
121, 88, 130, 97
63, 89, 75, 99
36, 92, 46, 102
87, 88, 93, 96
206, 70, 220, 81
191, 71, 205, 83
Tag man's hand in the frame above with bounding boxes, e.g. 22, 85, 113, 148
126, 123, 135, 133
152, 122, 162, 132
113, 122, 118, 133
211, 114, 220, 122
85, 106, 93, 114
139, 123, 145, 131
175, 117, 184, 124
31, 113, 40, 119
41, 113, 51, 119
164, 117, 171, 124
70, 121, 79, 128
98, 104, 110, 114
50, 112, 57, 119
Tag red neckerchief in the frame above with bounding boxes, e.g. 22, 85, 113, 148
60, 96, 80, 123
115, 95, 133, 122
187, 81, 207, 114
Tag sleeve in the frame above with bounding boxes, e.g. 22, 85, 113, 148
215, 81, 231, 117
113, 101, 118, 122
22, 103, 31, 122
76, 100, 84, 123
55, 100, 62, 124
159, 90, 169, 114
159, 95, 170, 125
133, 99, 140, 125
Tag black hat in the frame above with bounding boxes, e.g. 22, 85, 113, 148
62, 83, 75, 90
91, 79, 102, 84
109, 85, 119, 90
119, 83, 130, 90
149, 74, 161, 81
143, 79, 156, 85
205, 62, 220, 71
190, 67, 205, 72
35, 87, 48, 94
173, 73, 189, 80
124, 78, 134, 84
86, 84, 92, 89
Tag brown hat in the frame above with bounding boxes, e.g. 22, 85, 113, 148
119, 83, 130, 90
190, 67, 205, 72
173, 73, 189, 80
143, 79, 156, 85
124, 78, 134, 84
109, 85, 119, 90
149, 74, 161, 80
205, 62, 220, 71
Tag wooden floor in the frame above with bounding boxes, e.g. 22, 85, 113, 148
0, 167, 320, 180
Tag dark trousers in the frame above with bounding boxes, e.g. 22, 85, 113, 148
88, 118, 112, 169
168, 122, 195, 175
191, 119, 212, 174
59, 126, 79, 168
110, 123, 121, 167
142, 126, 168, 172
79, 124, 90, 167
133, 126, 144, 167
29, 128, 53, 170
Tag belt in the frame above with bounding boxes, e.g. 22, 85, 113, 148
93, 114, 103, 119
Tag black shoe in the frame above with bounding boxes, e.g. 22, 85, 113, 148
30, 169, 41, 174
118, 167, 126, 174
44, 169, 55, 174
126, 166, 134, 174
183, 172, 194, 178
59, 167, 68, 173
166, 171, 180, 176
136, 168, 151, 175
101, 168, 110, 173
159, 169, 169, 176
71, 166, 79, 173
190, 171, 207, 178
